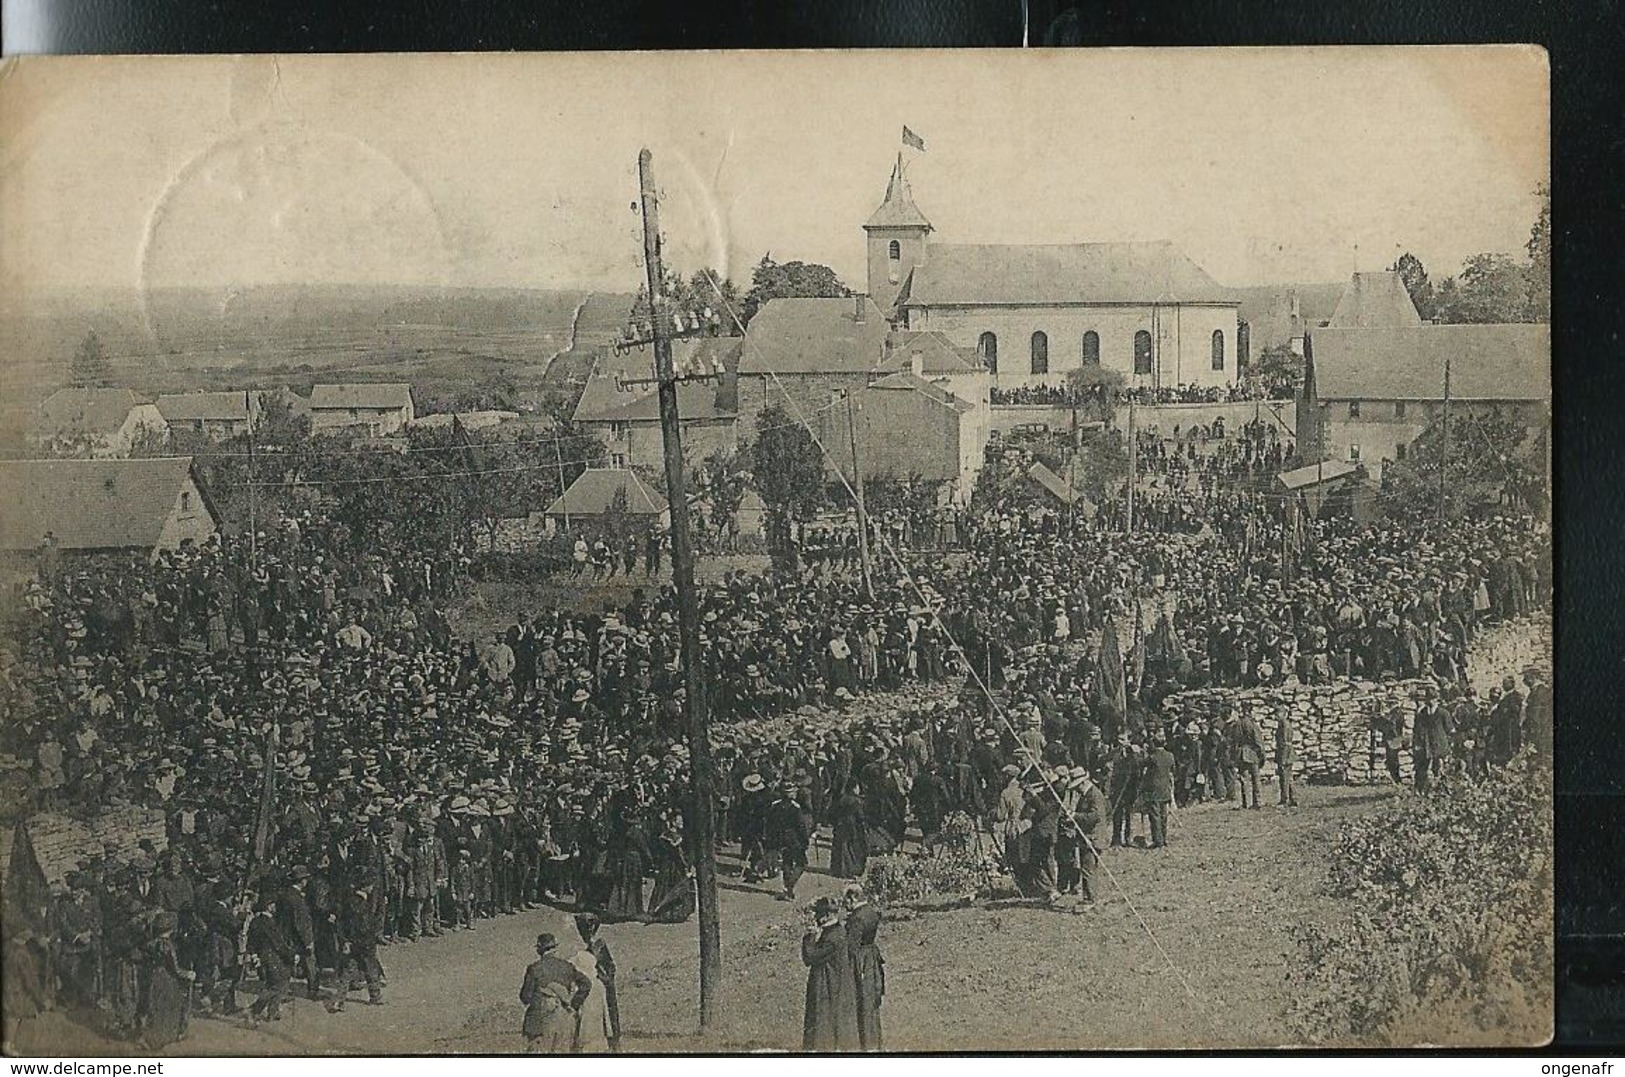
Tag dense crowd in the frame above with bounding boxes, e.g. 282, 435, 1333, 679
990, 382, 1283, 408
0, 423, 1552, 1050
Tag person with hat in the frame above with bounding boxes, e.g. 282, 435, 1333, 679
332, 882, 385, 1011
519, 932, 592, 1053
765, 780, 812, 901
1412, 683, 1453, 792
992, 764, 1027, 878
1273, 704, 1299, 808
570, 913, 619, 1052
1522, 666, 1552, 759
827, 780, 870, 880
843, 883, 885, 1052
278, 865, 320, 1000
737, 773, 770, 882
246, 894, 295, 1024
801, 895, 859, 1051
1487, 674, 1525, 767
646, 815, 695, 924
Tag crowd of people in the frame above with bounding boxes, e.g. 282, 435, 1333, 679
0, 413, 1552, 1051
989, 381, 1281, 408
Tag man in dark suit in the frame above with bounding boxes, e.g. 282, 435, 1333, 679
1068, 771, 1108, 902
1487, 676, 1525, 766
1521, 667, 1551, 759
1143, 737, 1175, 848
278, 865, 320, 1000
843, 884, 884, 1052
765, 781, 811, 901
332, 884, 384, 1011
245, 895, 294, 1023
1229, 710, 1264, 809
519, 933, 591, 1053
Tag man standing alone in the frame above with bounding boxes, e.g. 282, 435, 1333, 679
1143, 736, 1175, 848
1274, 704, 1298, 807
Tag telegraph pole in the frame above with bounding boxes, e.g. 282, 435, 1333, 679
553, 435, 571, 530
637, 148, 722, 1030
1126, 399, 1137, 533
245, 390, 258, 574
1438, 354, 1452, 524
845, 388, 874, 596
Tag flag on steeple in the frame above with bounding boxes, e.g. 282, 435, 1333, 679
902, 125, 926, 151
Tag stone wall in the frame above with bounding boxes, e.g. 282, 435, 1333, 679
1162, 679, 1428, 785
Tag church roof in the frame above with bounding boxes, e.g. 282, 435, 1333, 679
1308, 324, 1550, 402
1326, 272, 1424, 328
901, 242, 1235, 307
864, 155, 933, 232
740, 297, 889, 375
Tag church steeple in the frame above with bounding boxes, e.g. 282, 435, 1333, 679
864, 154, 932, 319
865, 154, 933, 231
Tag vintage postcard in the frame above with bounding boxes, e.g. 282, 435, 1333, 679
0, 48, 1551, 1055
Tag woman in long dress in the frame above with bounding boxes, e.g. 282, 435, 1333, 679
827, 783, 868, 879
569, 943, 613, 1052
646, 823, 695, 924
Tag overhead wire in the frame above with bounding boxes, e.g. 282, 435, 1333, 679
696, 269, 1224, 1033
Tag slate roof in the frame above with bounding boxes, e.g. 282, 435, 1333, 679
864, 156, 933, 231
309, 383, 414, 410
545, 468, 668, 517
1326, 272, 1424, 328
1278, 459, 1361, 490
36, 388, 142, 437
0, 457, 205, 551
878, 331, 985, 375
1309, 324, 1550, 402
739, 297, 889, 375
574, 339, 741, 424
900, 242, 1236, 307
868, 370, 977, 413
8, 808, 169, 894
155, 391, 254, 423
1229, 282, 1346, 330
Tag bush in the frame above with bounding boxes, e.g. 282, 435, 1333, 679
862, 815, 1001, 907
1286, 754, 1552, 1045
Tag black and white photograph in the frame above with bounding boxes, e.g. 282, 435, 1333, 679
0, 47, 1552, 1055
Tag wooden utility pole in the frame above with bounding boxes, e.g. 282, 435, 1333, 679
1126, 399, 1137, 533
637, 148, 722, 1030
1437, 354, 1452, 524
245, 390, 258, 574
845, 388, 874, 596
553, 435, 571, 530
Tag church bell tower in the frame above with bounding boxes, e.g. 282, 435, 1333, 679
864, 154, 932, 320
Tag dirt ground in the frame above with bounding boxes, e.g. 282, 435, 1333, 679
16, 784, 1392, 1056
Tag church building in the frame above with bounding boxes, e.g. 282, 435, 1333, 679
864, 156, 1241, 392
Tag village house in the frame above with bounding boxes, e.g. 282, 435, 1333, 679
573, 338, 742, 469
820, 368, 988, 502
154, 390, 263, 439
1298, 323, 1551, 481
308, 383, 416, 436
866, 156, 1241, 392
0, 456, 219, 558
736, 296, 888, 435
544, 467, 670, 534
30, 387, 168, 457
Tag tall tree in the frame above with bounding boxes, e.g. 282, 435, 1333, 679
1390, 252, 1437, 322
742, 255, 850, 324
1525, 184, 1551, 322
747, 404, 825, 572
70, 330, 111, 388
1433, 253, 1532, 324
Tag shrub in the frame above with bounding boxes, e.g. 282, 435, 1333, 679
862, 824, 1001, 908
1286, 753, 1552, 1045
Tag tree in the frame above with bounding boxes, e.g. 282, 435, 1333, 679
1432, 253, 1533, 325
747, 404, 825, 571
1524, 184, 1550, 322
1391, 252, 1437, 322
742, 255, 850, 324
1379, 406, 1548, 522
70, 331, 111, 388
630, 266, 740, 334
1064, 365, 1126, 425
1256, 344, 1305, 397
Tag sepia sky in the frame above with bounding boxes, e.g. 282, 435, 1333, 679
0, 48, 1548, 299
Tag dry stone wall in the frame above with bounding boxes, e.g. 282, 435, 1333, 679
1162, 679, 1425, 785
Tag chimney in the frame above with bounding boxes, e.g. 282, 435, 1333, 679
1289, 292, 1301, 321
910, 350, 924, 378
853, 296, 866, 324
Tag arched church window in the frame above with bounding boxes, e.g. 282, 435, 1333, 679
1082, 331, 1100, 366
1133, 330, 1153, 374
1211, 330, 1226, 371
1030, 331, 1049, 375
978, 332, 998, 374
888, 240, 901, 260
